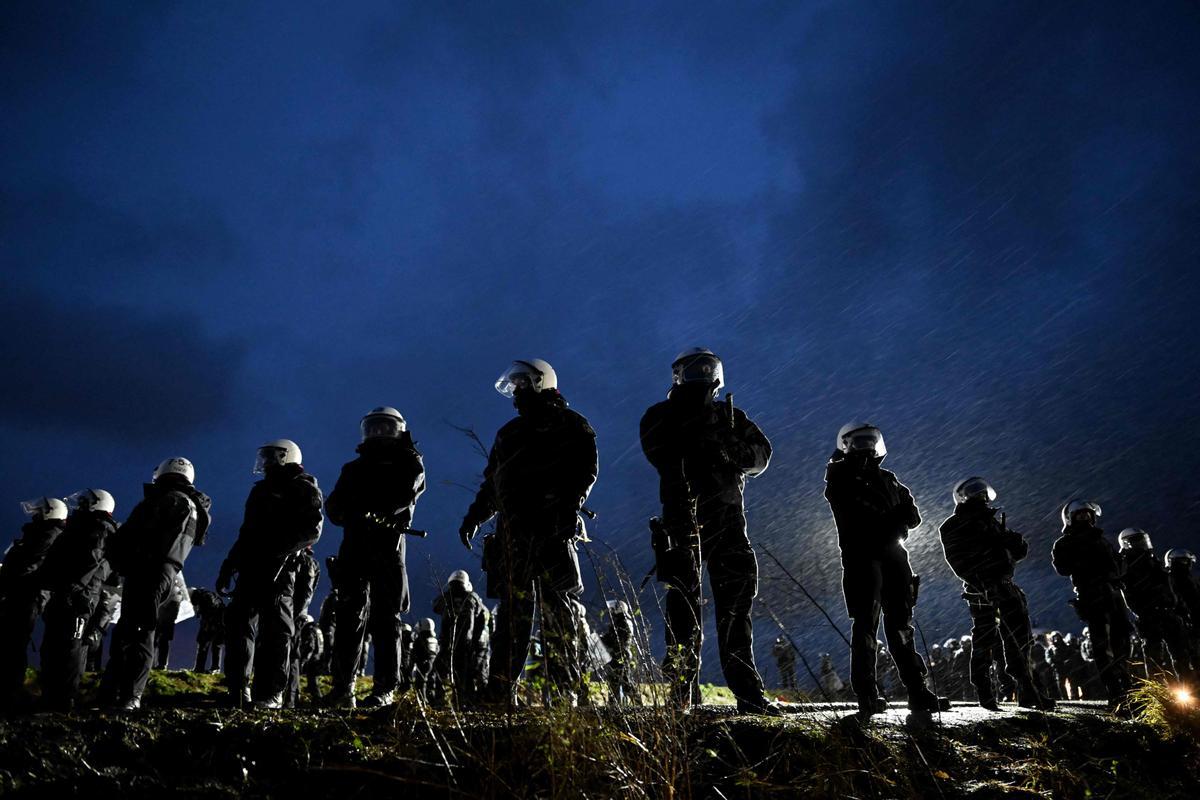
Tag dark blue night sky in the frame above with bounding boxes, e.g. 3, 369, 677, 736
3, 2, 1199, 678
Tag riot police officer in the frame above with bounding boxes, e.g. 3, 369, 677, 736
639, 348, 777, 715
1118, 529, 1196, 681
104, 458, 211, 708
0, 497, 68, 708
218, 440, 324, 709
324, 407, 426, 709
39, 489, 118, 711
772, 636, 797, 691
433, 570, 491, 705
190, 587, 226, 673
939, 477, 1054, 710
600, 599, 639, 705
1166, 549, 1200, 630
411, 617, 441, 701
459, 359, 598, 706
1052, 500, 1133, 711
824, 423, 949, 716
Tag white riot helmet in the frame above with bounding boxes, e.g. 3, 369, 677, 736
836, 422, 887, 459
20, 497, 68, 522
671, 347, 724, 394
417, 617, 436, 634
299, 613, 314, 626
953, 477, 997, 505
361, 406, 406, 441
446, 569, 473, 593
67, 489, 116, 515
606, 599, 630, 616
1061, 499, 1101, 527
495, 359, 558, 398
154, 457, 195, 484
1118, 528, 1152, 552
253, 439, 302, 474
1165, 548, 1197, 569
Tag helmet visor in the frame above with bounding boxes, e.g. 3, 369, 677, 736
361, 416, 404, 441
20, 498, 48, 516
495, 363, 540, 398
253, 447, 288, 475
843, 428, 886, 458
672, 354, 724, 388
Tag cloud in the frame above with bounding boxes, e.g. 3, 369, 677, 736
0, 287, 247, 442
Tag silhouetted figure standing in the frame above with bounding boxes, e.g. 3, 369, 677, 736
823, 423, 948, 716
324, 407, 426, 709
1118, 529, 1196, 681
1052, 500, 1132, 711
601, 600, 639, 705
218, 440, 323, 709
433, 570, 490, 705
153, 571, 189, 670
0, 497, 67, 708
190, 587, 226, 673
772, 636, 797, 691
459, 359, 598, 706
640, 349, 778, 715
939, 477, 1054, 711
40, 490, 117, 711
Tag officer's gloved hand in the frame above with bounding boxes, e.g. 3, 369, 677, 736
459, 521, 478, 551
215, 570, 232, 597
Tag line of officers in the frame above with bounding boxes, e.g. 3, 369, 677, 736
2, 349, 1198, 717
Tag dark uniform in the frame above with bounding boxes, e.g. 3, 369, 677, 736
462, 388, 598, 703
1121, 546, 1196, 681
275, 547, 320, 705
433, 582, 491, 704
153, 572, 188, 669
772, 636, 797, 690
316, 587, 337, 678
84, 578, 121, 673
219, 462, 324, 706
287, 614, 324, 707
0, 514, 65, 705
824, 449, 944, 712
600, 604, 639, 705
411, 622, 440, 701
325, 434, 425, 705
40, 505, 117, 710
640, 381, 773, 712
106, 477, 211, 707
1052, 517, 1132, 706
939, 499, 1052, 709
190, 587, 226, 672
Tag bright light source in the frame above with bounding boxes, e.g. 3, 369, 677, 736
1172, 687, 1193, 706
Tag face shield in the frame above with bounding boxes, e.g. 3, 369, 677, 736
361, 415, 405, 441
1118, 529, 1152, 552
495, 363, 539, 398
840, 426, 887, 459
20, 497, 67, 521
953, 477, 997, 505
671, 353, 724, 390
1062, 500, 1102, 527
253, 446, 288, 475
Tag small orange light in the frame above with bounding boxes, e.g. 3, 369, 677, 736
1172, 687, 1193, 706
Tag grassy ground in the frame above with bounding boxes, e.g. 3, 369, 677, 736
1, 671, 1198, 798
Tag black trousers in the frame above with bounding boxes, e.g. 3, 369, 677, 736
965, 579, 1038, 701
196, 636, 222, 672
225, 570, 296, 700
776, 658, 797, 690
662, 503, 766, 705
1132, 605, 1196, 680
40, 592, 95, 710
1076, 591, 1133, 701
841, 541, 929, 702
109, 563, 178, 702
332, 548, 406, 695
490, 581, 579, 700
0, 589, 44, 701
